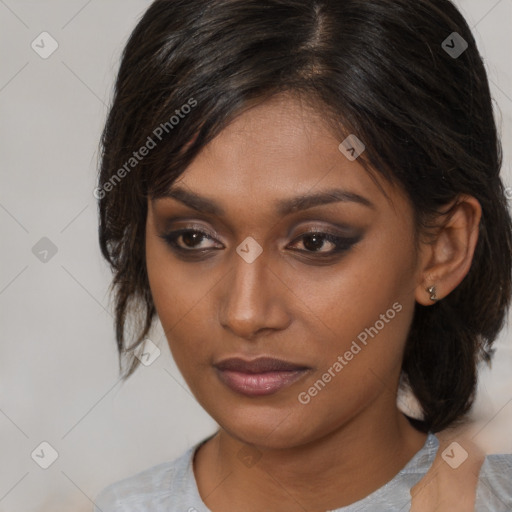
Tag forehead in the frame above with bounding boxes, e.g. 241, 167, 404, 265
148, 93, 412, 229
162, 93, 406, 219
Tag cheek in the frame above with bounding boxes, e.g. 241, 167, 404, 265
285, 238, 416, 399
145, 233, 222, 373
286, 268, 413, 435
289, 241, 412, 344
145, 220, 205, 321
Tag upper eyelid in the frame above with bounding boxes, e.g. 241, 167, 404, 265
165, 225, 347, 237
161, 218, 357, 237
164, 226, 356, 247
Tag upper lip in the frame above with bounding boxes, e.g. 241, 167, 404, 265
214, 356, 310, 373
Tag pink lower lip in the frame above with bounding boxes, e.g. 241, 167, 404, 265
215, 368, 309, 396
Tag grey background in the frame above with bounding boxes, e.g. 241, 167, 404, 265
1, 0, 511, 510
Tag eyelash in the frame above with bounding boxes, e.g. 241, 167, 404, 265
159, 228, 360, 259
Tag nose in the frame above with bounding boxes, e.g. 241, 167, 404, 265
218, 249, 291, 340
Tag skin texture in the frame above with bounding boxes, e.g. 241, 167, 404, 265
145, 92, 482, 511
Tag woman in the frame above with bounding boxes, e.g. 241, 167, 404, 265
93, 0, 512, 510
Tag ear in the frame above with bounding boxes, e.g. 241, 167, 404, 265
414, 194, 482, 306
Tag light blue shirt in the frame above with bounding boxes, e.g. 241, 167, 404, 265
93, 432, 512, 511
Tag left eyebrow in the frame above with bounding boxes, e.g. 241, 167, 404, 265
155, 185, 375, 216
275, 188, 375, 215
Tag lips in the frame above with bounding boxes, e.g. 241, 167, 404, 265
213, 356, 311, 396
214, 356, 310, 373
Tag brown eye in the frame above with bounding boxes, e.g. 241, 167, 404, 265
288, 231, 361, 255
298, 233, 337, 252
160, 229, 221, 251
180, 231, 209, 249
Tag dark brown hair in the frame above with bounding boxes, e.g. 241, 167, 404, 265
97, 0, 512, 433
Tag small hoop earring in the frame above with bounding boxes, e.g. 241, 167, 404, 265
427, 285, 438, 302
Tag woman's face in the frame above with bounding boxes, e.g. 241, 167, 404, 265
145, 93, 424, 449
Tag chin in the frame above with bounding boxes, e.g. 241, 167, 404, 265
212, 404, 314, 450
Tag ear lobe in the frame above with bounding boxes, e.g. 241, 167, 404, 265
415, 278, 439, 307
414, 195, 482, 306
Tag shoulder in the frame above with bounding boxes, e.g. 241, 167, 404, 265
92, 445, 198, 512
475, 452, 512, 511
